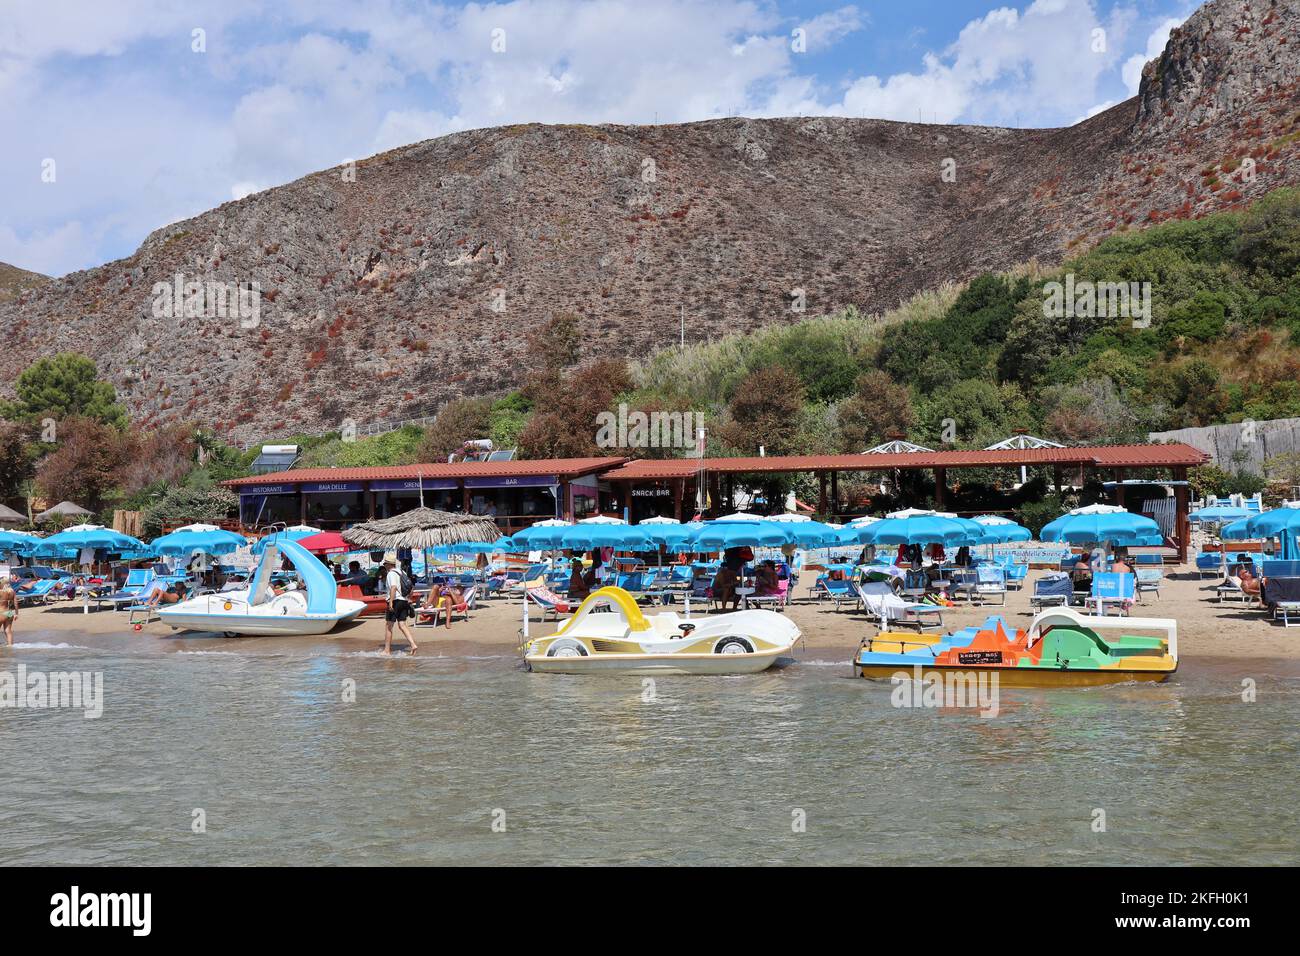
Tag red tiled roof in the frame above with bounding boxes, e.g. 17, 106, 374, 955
599, 444, 1209, 480
222, 457, 626, 487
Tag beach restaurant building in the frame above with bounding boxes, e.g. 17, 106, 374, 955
223, 441, 1210, 556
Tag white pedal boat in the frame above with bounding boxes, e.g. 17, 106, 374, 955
158, 539, 365, 637
524, 586, 800, 675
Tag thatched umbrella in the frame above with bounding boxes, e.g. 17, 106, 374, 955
342, 508, 501, 552
36, 500, 93, 523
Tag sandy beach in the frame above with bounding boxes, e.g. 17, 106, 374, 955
11, 565, 1299, 668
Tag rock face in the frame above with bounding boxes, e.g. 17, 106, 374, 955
1137, 0, 1300, 132
0, 262, 48, 305
3, 0, 1299, 442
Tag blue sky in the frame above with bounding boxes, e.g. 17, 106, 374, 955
1, 0, 1198, 277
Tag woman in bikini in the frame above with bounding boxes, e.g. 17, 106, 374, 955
0, 579, 17, 645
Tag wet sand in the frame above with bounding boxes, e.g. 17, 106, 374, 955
9, 567, 1299, 670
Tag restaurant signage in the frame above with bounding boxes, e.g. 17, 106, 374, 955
463, 475, 558, 489
301, 481, 365, 493
238, 484, 294, 496
369, 478, 459, 492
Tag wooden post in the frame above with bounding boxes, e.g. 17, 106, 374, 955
1173, 467, 1190, 563
830, 471, 839, 520
816, 472, 827, 516
673, 478, 683, 521
1114, 468, 1127, 507
461, 482, 470, 515
934, 468, 946, 510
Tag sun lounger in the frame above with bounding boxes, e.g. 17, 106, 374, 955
1262, 576, 1300, 627
1030, 572, 1073, 610
14, 579, 59, 606
854, 581, 944, 631
1084, 572, 1136, 616
526, 586, 573, 621
102, 569, 156, 610
415, 585, 478, 626
1135, 567, 1163, 601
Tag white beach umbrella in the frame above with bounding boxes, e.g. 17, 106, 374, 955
638, 515, 681, 525
577, 515, 626, 524
764, 513, 812, 522
716, 511, 767, 522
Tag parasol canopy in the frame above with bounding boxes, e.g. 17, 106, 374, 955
150, 524, 249, 557
1040, 504, 1162, 546
342, 508, 501, 551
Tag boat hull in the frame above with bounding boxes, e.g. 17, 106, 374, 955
158, 599, 367, 636
527, 646, 788, 675
855, 663, 1174, 687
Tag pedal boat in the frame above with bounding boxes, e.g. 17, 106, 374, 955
524, 586, 800, 675
854, 608, 1177, 687
158, 538, 366, 637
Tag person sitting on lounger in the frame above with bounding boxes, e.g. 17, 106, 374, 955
421, 584, 465, 629
712, 565, 740, 611
144, 582, 188, 607
338, 560, 369, 587
1236, 565, 1263, 597
567, 559, 591, 601
754, 560, 780, 596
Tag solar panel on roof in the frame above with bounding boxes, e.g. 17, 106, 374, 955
487, 449, 516, 461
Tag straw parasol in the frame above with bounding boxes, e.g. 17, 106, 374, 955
0, 503, 25, 527
36, 500, 93, 522
341, 508, 501, 551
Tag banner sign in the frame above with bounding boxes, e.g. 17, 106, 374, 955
463, 476, 557, 489
238, 484, 294, 496
301, 482, 365, 493
370, 479, 459, 492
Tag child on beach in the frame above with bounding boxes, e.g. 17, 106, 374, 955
0, 579, 17, 645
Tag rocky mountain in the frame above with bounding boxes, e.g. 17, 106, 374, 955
0, 262, 48, 305
2, 0, 1299, 442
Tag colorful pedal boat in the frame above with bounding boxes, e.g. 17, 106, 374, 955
524, 586, 800, 675
854, 608, 1177, 687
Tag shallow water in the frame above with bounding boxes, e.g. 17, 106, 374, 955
1, 631, 1297, 865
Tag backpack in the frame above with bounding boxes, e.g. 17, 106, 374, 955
398, 570, 414, 598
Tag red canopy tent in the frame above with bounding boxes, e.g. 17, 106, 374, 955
294, 531, 356, 555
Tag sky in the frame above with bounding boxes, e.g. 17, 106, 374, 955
0, 0, 1199, 278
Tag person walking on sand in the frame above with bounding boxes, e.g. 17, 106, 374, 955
0, 578, 17, 645
381, 555, 418, 656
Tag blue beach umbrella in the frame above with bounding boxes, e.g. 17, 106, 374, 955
555, 524, 656, 552
970, 515, 1032, 544
1040, 505, 1162, 546
150, 524, 249, 557
683, 521, 796, 551
0, 530, 38, 556
1222, 507, 1300, 560
33, 524, 149, 559
1189, 505, 1251, 524
638, 522, 701, 548
849, 513, 976, 547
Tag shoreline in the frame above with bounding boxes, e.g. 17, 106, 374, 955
5, 567, 1299, 669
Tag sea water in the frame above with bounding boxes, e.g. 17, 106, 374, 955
1, 636, 1296, 865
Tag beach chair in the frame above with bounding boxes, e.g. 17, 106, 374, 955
855, 581, 944, 631
1084, 572, 1136, 616
899, 569, 929, 603
103, 569, 156, 610
973, 566, 1007, 605
822, 577, 857, 610
1030, 573, 1073, 610
1135, 567, 1163, 601
16, 578, 62, 606
1262, 577, 1300, 627
416, 585, 478, 627
526, 586, 574, 622
1002, 561, 1028, 590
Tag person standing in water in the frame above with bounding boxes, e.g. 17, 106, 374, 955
0, 578, 17, 645
381, 556, 418, 656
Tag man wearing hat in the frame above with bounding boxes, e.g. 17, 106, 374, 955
381, 553, 418, 656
